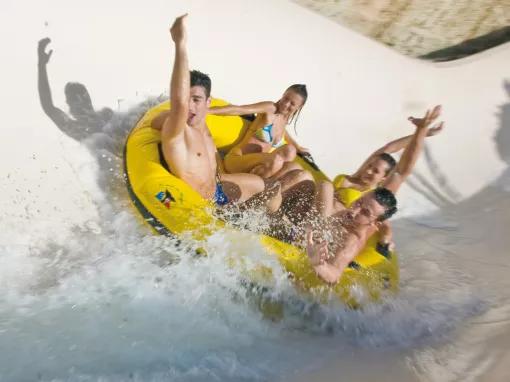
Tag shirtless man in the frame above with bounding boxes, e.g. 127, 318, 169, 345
306, 105, 443, 283
151, 15, 277, 208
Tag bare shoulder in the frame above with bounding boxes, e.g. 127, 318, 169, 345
262, 101, 278, 114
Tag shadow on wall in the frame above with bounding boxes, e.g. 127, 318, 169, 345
495, 81, 510, 167
406, 143, 462, 208
37, 38, 164, 206
405, 80, 510, 209
490, 79, 510, 192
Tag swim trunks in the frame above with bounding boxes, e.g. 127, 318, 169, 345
213, 181, 229, 206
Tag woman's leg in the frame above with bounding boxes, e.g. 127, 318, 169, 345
278, 170, 316, 225
315, 181, 335, 218
250, 145, 298, 178
314, 181, 346, 218
219, 173, 282, 213
269, 163, 310, 194
224, 151, 274, 174
219, 172, 264, 203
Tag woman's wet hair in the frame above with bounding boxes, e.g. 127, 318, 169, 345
373, 187, 398, 221
377, 153, 397, 175
190, 70, 211, 98
286, 84, 308, 133
287, 84, 308, 103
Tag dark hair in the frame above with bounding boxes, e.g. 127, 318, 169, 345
190, 70, 211, 98
373, 187, 398, 221
287, 84, 308, 103
376, 153, 397, 175
286, 84, 308, 134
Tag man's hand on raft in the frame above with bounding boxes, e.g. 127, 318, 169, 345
38, 37, 53, 65
170, 14, 188, 44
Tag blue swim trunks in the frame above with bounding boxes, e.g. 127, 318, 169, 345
213, 182, 229, 206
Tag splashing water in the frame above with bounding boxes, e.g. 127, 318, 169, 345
0, 100, 492, 382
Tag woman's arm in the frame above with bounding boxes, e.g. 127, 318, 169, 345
354, 122, 444, 174
209, 101, 276, 116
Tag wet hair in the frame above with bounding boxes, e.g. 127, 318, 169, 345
373, 187, 398, 221
287, 84, 308, 103
286, 84, 308, 134
376, 153, 397, 175
190, 70, 211, 98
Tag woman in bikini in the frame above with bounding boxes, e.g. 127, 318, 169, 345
208, 84, 309, 191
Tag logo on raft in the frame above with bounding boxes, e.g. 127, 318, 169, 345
155, 190, 176, 209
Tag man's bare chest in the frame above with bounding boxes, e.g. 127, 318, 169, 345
184, 129, 216, 163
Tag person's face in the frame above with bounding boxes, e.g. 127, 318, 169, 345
276, 90, 305, 117
344, 193, 386, 226
359, 158, 391, 187
187, 86, 210, 126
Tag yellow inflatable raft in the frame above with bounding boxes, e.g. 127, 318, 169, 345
123, 99, 399, 306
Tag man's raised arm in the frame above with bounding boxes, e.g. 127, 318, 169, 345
383, 105, 443, 193
160, 14, 190, 141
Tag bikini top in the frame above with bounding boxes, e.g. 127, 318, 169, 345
332, 174, 372, 207
254, 123, 285, 149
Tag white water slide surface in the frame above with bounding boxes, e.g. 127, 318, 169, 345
1, 0, 509, 381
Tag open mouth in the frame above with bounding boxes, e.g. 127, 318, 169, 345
187, 113, 196, 123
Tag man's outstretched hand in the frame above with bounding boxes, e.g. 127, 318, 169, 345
38, 37, 53, 65
408, 105, 443, 131
170, 14, 188, 44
